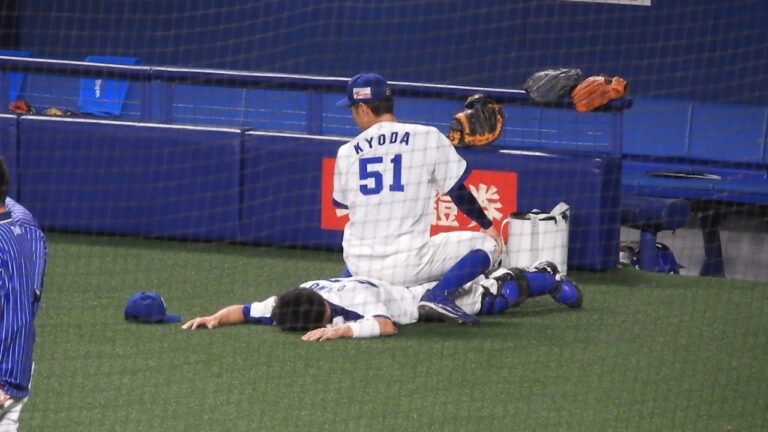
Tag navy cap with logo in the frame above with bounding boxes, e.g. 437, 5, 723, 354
124, 291, 181, 324
335, 72, 392, 107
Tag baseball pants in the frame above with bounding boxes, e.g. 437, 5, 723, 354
346, 230, 498, 288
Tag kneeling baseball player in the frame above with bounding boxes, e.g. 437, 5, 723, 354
181, 261, 582, 342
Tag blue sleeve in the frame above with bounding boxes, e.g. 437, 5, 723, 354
241, 305, 274, 325
332, 198, 348, 209
447, 183, 493, 230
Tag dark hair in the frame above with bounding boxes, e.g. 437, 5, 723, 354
271, 288, 328, 331
0, 158, 8, 202
362, 96, 394, 116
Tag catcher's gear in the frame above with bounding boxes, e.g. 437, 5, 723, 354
8, 99, 34, 115
551, 277, 583, 308
570, 75, 627, 112
448, 94, 505, 147
523, 68, 583, 104
482, 267, 530, 308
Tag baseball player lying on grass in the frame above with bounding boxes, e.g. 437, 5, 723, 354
181, 261, 582, 341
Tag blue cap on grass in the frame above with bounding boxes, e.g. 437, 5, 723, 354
335, 72, 392, 107
124, 291, 181, 324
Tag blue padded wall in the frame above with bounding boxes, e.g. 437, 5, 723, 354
17, 118, 241, 241
240, 133, 345, 249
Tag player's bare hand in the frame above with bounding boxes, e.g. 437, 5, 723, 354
482, 226, 504, 253
301, 326, 350, 342
0, 389, 10, 406
181, 316, 219, 330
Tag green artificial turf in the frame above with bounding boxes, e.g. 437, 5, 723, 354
23, 233, 768, 431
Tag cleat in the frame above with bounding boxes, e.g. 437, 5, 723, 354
418, 290, 480, 324
550, 277, 583, 308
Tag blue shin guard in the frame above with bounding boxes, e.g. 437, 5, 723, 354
481, 266, 583, 313
551, 277, 583, 308
480, 292, 511, 315
495, 268, 530, 307
494, 262, 574, 307
525, 271, 558, 297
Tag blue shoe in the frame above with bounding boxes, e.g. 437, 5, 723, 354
551, 277, 583, 308
418, 290, 480, 325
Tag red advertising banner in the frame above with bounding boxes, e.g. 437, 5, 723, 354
321, 158, 517, 235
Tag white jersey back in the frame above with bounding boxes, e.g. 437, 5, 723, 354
299, 277, 424, 325
333, 121, 467, 259
245, 276, 485, 327
246, 277, 427, 325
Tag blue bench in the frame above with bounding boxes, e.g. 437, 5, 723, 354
623, 97, 768, 276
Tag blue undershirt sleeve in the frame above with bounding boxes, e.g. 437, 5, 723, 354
332, 198, 348, 209
447, 183, 493, 230
241, 304, 274, 325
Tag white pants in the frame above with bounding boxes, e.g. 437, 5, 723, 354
346, 231, 498, 288
0, 397, 27, 432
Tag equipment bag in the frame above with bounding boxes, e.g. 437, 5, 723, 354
502, 202, 570, 274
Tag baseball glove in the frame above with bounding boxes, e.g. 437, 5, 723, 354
448, 94, 505, 147
570, 75, 627, 112
523, 68, 583, 104
8, 99, 34, 115
42, 107, 71, 116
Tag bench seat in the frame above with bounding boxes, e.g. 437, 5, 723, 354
620, 194, 691, 272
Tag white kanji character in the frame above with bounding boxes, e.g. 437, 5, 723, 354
432, 195, 459, 227
467, 183, 504, 227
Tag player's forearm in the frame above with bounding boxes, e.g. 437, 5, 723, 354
375, 317, 397, 337
302, 318, 397, 342
214, 305, 247, 326
447, 183, 493, 229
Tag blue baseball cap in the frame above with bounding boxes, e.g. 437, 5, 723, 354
124, 291, 181, 324
335, 72, 392, 107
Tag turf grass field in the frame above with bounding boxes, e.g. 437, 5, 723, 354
23, 233, 768, 431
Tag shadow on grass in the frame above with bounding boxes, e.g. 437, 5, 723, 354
507, 306, 584, 318
399, 320, 505, 340
400, 304, 581, 340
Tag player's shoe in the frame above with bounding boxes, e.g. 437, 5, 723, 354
418, 290, 480, 325
550, 277, 583, 308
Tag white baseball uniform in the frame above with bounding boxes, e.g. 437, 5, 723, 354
246, 277, 485, 327
333, 121, 497, 287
